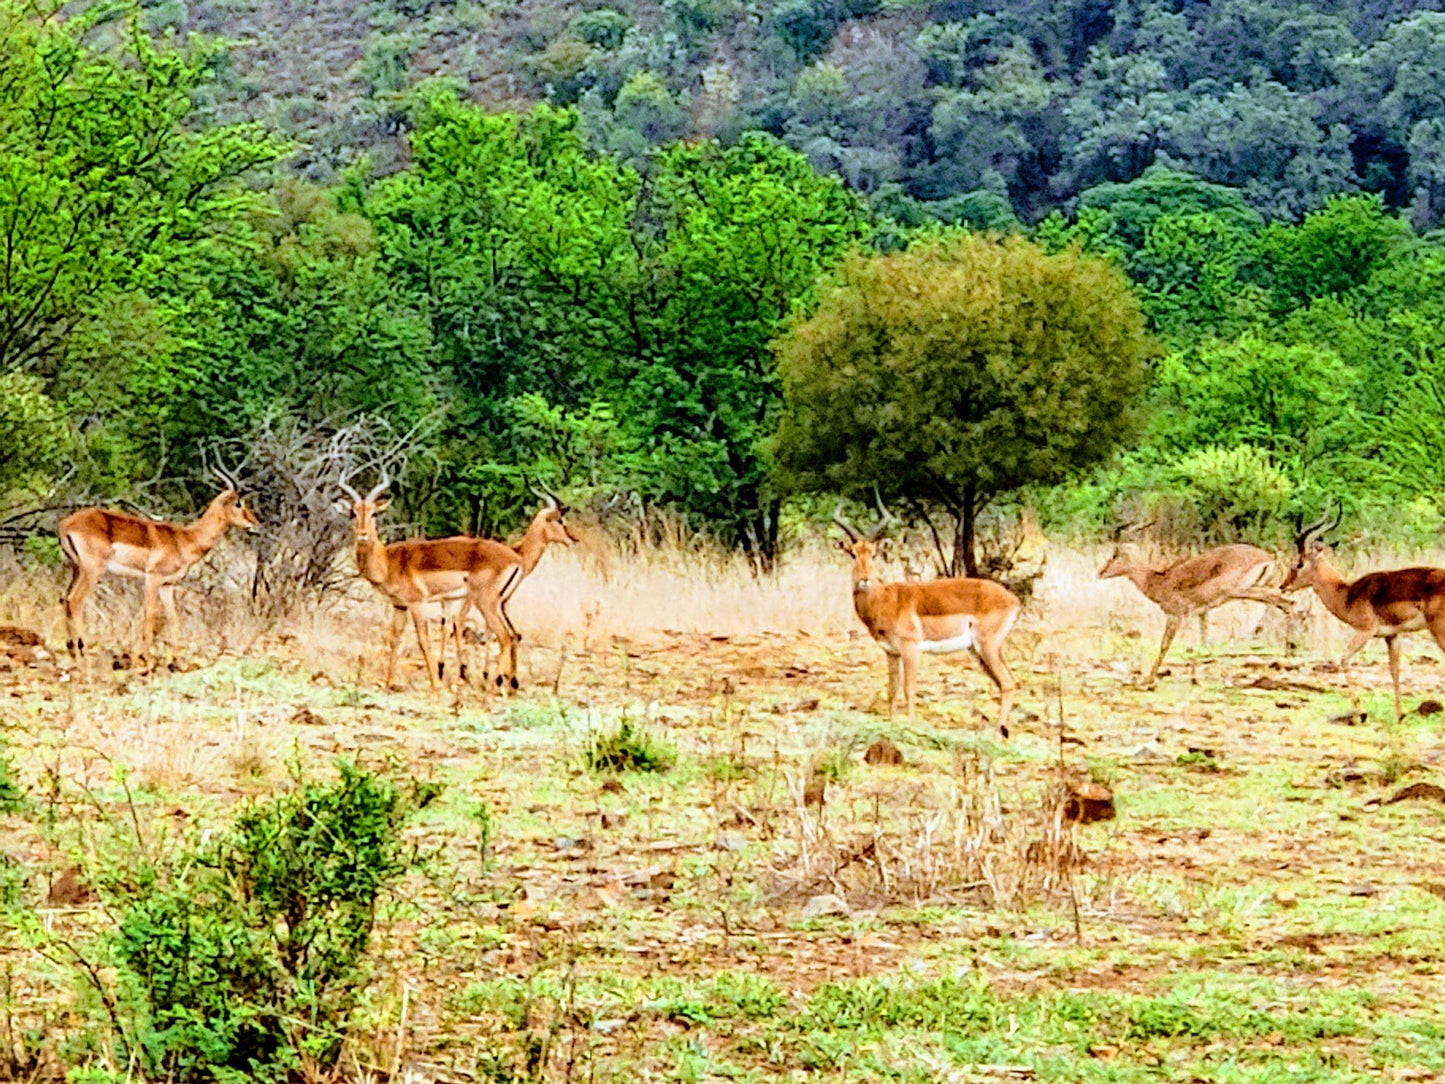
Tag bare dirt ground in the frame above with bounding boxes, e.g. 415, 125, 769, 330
2, 546, 1444, 1081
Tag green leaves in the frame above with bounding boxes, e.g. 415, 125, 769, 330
772, 231, 1155, 569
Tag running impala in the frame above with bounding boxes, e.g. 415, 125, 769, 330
835, 506, 1021, 737
58, 467, 258, 673
1283, 505, 1445, 720
1099, 521, 1297, 685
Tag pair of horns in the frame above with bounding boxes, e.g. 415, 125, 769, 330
203, 446, 242, 493
833, 491, 897, 543
1110, 517, 1156, 543
1296, 500, 1342, 550
528, 477, 568, 514
338, 466, 390, 504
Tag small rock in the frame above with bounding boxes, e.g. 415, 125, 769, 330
1061, 780, 1115, 824
1327, 710, 1368, 727
1128, 743, 1170, 763
600, 777, 624, 794
1346, 882, 1379, 897
800, 892, 850, 919
47, 865, 92, 906
714, 831, 748, 852
803, 773, 827, 808
864, 738, 904, 766
1273, 888, 1298, 909
1417, 699, 1445, 717
1385, 782, 1445, 805
592, 1018, 627, 1034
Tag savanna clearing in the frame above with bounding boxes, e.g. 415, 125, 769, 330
2, 543, 1444, 1083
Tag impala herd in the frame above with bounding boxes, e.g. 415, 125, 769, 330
45, 478, 1445, 730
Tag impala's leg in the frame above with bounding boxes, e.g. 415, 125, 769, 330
452, 604, 470, 684
140, 577, 161, 675
1198, 611, 1208, 647
498, 599, 520, 692
158, 585, 179, 659
1338, 626, 1374, 709
383, 606, 407, 689
899, 640, 920, 717
62, 559, 99, 668
884, 650, 900, 717
1385, 634, 1403, 722
410, 606, 440, 693
975, 637, 1018, 740
1144, 615, 1181, 686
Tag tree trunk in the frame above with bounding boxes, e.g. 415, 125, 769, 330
952, 481, 979, 577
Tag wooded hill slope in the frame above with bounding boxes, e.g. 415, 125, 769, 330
174, 0, 1445, 225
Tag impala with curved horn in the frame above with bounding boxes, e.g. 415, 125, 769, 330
1099, 520, 1297, 685
339, 469, 524, 693
834, 502, 1021, 737
58, 463, 259, 674
1283, 504, 1445, 720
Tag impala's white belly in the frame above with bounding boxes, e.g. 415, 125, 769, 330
1379, 614, 1428, 636
920, 624, 976, 654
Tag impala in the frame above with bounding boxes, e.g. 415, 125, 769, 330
484, 486, 579, 687
1099, 523, 1297, 685
340, 472, 523, 693
835, 507, 1021, 738
1283, 506, 1445, 720
58, 468, 259, 673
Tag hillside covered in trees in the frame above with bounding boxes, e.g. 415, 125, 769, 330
179, 0, 1445, 227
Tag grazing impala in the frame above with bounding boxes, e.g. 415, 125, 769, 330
1100, 523, 1297, 685
58, 468, 259, 673
835, 507, 1021, 738
340, 472, 524, 693
1283, 506, 1445, 720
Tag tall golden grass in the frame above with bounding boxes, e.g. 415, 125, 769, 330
1, 529, 1435, 668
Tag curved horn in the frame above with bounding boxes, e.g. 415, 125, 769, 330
832, 502, 861, 544
338, 475, 363, 503
1296, 503, 1335, 550
868, 489, 897, 540
365, 466, 390, 504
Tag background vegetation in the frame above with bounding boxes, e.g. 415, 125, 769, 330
7, 0, 1445, 572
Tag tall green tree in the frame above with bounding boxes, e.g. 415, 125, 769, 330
772, 232, 1155, 574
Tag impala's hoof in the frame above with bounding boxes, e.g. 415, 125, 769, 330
459, 663, 469, 682
510, 676, 519, 691
999, 724, 1010, 740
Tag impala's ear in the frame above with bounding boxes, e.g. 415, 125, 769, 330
876, 539, 890, 559
374, 498, 391, 514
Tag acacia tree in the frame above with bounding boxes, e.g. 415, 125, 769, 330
771, 231, 1155, 575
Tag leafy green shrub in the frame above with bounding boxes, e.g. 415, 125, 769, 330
1169, 444, 1292, 540
96, 761, 437, 1082
585, 719, 675, 774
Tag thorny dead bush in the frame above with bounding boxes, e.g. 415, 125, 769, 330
767, 753, 1094, 911
84, 760, 438, 1083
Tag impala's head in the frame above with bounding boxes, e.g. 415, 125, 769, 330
833, 503, 890, 589
215, 489, 260, 531
529, 484, 579, 546
1098, 520, 1151, 579
339, 472, 391, 542
206, 462, 258, 531
1281, 504, 1339, 593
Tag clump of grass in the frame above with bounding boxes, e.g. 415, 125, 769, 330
811, 745, 854, 784
585, 718, 675, 774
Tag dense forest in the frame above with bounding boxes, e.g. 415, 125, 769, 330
179, 0, 1445, 228
6, 0, 1445, 584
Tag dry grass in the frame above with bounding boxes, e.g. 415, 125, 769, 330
3, 534, 1445, 1079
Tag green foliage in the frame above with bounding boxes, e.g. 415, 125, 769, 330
1261, 194, 1412, 307
101, 762, 434, 1081
1168, 444, 1293, 539
0, 373, 71, 495
585, 718, 676, 774
772, 231, 1155, 572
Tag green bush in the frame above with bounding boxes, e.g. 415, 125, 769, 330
97, 762, 437, 1082
585, 719, 675, 774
